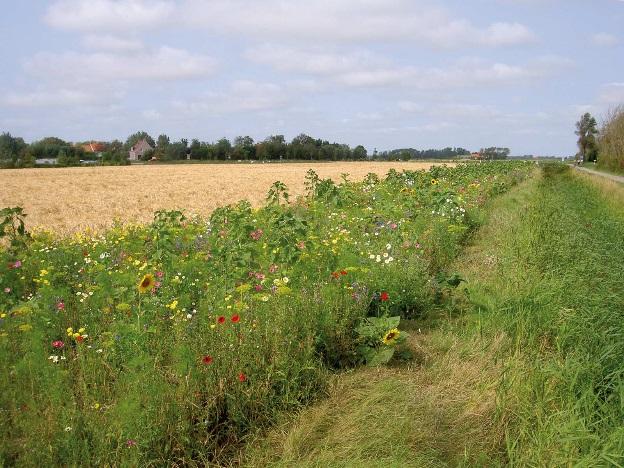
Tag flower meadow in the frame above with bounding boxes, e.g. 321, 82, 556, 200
0, 162, 531, 466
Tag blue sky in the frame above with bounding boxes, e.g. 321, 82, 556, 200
1, 0, 623, 155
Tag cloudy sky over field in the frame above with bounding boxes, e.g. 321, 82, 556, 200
1, 0, 623, 155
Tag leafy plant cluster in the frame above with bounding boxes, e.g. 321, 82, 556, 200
0, 161, 531, 465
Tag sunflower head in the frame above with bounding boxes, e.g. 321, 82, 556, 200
138, 274, 156, 293
382, 328, 400, 346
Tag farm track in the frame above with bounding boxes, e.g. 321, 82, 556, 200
573, 165, 624, 184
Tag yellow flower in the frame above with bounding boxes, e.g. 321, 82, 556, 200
18, 324, 32, 332
382, 328, 400, 346
167, 300, 178, 310
137, 274, 156, 293
431, 179, 439, 185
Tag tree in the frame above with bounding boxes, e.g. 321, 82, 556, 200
233, 136, 255, 160
263, 135, 287, 160
575, 113, 599, 163
597, 106, 624, 171
0, 132, 28, 167
353, 145, 368, 160
101, 140, 128, 165
215, 138, 232, 160
480, 147, 510, 160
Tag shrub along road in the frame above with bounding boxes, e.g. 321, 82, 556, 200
244, 165, 624, 467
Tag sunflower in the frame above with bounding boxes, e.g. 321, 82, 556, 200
137, 274, 156, 293
382, 328, 400, 346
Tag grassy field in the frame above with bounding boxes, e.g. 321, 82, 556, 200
242, 165, 624, 466
0, 161, 449, 233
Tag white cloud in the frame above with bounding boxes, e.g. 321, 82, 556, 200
45, 0, 174, 32
599, 83, 624, 104
24, 47, 217, 83
4, 88, 102, 107
83, 34, 144, 52
591, 32, 619, 47
46, 0, 536, 48
246, 45, 378, 75
398, 101, 425, 113
246, 45, 571, 90
171, 81, 289, 116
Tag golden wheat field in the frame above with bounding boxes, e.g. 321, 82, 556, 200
0, 161, 452, 234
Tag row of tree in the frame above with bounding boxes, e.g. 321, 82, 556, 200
375, 147, 471, 160
1, 129, 508, 168
123, 131, 369, 162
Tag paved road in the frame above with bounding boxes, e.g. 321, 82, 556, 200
572, 165, 624, 184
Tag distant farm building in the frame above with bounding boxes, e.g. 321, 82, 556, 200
471, 152, 484, 160
81, 142, 106, 154
128, 139, 153, 161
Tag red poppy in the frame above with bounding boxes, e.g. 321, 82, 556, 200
238, 372, 247, 382
202, 355, 213, 365
231, 314, 240, 323
331, 272, 340, 279
217, 316, 226, 324
340, 270, 348, 276
75, 335, 84, 342
380, 291, 390, 302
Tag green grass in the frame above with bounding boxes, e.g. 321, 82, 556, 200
243, 164, 624, 466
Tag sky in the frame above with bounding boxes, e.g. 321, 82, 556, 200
0, 0, 623, 156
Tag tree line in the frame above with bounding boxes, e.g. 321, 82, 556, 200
1, 129, 495, 168
375, 147, 471, 160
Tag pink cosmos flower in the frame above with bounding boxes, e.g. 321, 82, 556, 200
269, 264, 278, 273
52, 340, 64, 348
56, 301, 65, 311
4, 288, 10, 293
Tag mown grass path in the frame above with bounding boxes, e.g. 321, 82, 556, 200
573, 164, 624, 184
242, 166, 624, 467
